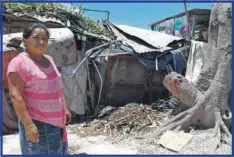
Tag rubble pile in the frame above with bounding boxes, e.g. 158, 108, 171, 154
68, 103, 173, 138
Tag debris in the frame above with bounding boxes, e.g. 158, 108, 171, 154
151, 96, 181, 110
69, 105, 172, 138
6, 37, 22, 48
158, 130, 193, 152
80, 122, 89, 127
98, 106, 117, 118
126, 102, 139, 107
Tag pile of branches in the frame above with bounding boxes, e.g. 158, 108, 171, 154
69, 104, 172, 137
4, 3, 110, 35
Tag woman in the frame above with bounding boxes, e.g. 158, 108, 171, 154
7, 23, 71, 154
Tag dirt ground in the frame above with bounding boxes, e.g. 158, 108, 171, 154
2, 104, 232, 155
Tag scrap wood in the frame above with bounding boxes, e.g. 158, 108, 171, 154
147, 115, 153, 124
108, 123, 112, 136
137, 115, 153, 132
71, 105, 173, 137
137, 122, 152, 132
115, 114, 137, 123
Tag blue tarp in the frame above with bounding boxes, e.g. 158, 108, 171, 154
157, 50, 186, 74
117, 42, 186, 74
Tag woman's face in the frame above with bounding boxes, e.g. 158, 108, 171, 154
23, 28, 49, 55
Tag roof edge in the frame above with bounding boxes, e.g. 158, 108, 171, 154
147, 8, 211, 27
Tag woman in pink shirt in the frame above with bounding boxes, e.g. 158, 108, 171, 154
7, 23, 71, 154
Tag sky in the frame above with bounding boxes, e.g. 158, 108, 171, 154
73, 3, 212, 29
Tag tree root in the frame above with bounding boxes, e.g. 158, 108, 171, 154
141, 104, 202, 139
211, 108, 232, 150
141, 101, 231, 146
214, 108, 232, 137
133, 4, 233, 154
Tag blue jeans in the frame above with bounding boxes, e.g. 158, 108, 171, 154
18, 120, 68, 155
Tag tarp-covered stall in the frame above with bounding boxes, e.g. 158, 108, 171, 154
62, 21, 187, 115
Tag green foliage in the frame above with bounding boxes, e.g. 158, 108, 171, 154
80, 16, 104, 35
4, 3, 108, 35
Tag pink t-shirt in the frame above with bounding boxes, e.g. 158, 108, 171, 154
7, 52, 67, 141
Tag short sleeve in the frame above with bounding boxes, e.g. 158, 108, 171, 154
7, 56, 27, 82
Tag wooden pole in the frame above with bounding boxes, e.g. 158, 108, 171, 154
183, 0, 190, 38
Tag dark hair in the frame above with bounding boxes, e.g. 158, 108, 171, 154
23, 23, 50, 39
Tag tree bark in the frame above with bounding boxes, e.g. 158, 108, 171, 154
143, 3, 232, 147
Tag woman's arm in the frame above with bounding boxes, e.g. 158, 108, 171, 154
8, 72, 39, 142
8, 72, 32, 126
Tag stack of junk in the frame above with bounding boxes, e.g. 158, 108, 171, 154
2, 21, 209, 135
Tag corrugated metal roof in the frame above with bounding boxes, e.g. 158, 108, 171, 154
116, 24, 182, 48
107, 22, 158, 53
106, 21, 183, 54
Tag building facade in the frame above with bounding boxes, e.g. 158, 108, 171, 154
148, 9, 210, 41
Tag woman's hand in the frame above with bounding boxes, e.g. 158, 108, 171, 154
25, 123, 39, 143
65, 108, 72, 124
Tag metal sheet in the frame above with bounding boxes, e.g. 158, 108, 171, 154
107, 22, 158, 53
115, 24, 182, 50
107, 22, 183, 54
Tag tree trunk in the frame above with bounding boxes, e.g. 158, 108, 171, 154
143, 3, 232, 148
